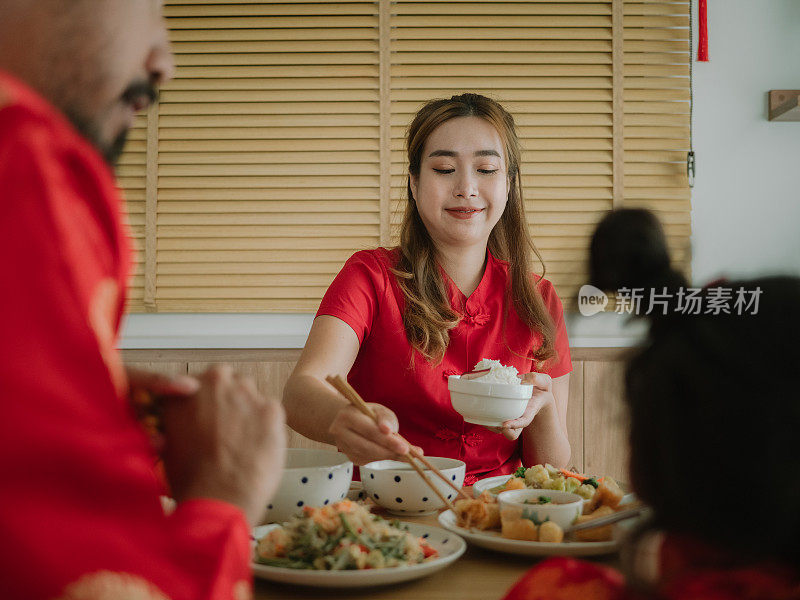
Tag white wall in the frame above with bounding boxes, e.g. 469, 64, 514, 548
691, 0, 800, 283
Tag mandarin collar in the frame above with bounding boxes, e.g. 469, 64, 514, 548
439, 250, 500, 317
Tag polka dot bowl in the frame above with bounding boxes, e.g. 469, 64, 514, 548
264, 448, 353, 524
361, 457, 466, 516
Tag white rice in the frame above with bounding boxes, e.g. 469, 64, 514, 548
470, 358, 521, 385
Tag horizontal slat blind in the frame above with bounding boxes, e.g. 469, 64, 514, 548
390, 1, 614, 303
147, 1, 379, 311
118, 113, 148, 311
117, 0, 690, 313
622, 1, 691, 272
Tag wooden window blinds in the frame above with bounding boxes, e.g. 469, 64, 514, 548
118, 0, 690, 313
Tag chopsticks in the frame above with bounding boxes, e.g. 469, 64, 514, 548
325, 375, 470, 513
459, 368, 490, 380
563, 506, 646, 535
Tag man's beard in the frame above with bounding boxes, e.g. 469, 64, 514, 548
105, 129, 130, 167
64, 80, 157, 168
64, 108, 127, 168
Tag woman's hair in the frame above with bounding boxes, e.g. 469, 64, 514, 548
393, 92, 556, 365
589, 208, 686, 293
591, 208, 800, 566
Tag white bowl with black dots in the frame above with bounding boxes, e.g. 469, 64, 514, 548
263, 448, 353, 524
361, 457, 466, 516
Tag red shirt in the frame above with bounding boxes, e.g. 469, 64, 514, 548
0, 71, 250, 600
501, 540, 800, 600
317, 247, 572, 484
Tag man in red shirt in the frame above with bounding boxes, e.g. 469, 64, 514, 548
0, 2, 286, 599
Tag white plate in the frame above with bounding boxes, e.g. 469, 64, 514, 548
437, 510, 620, 557
251, 522, 466, 588
472, 474, 513, 497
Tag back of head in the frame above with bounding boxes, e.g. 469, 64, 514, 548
589, 208, 685, 293
626, 276, 800, 566
590, 209, 800, 567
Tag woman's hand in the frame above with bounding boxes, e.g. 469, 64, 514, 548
485, 372, 555, 441
328, 403, 423, 465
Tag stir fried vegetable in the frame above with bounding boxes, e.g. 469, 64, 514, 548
255, 500, 438, 570
491, 463, 610, 501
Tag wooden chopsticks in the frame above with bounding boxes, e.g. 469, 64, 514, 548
325, 375, 470, 514
459, 367, 490, 380
563, 506, 645, 535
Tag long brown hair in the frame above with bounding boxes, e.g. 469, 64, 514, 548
393, 93, 556, 365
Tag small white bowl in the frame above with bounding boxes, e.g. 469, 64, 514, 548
448, 375, 533, 427
361, 457, 466, 516
264, 448, 353, 523
497, 489, 584, 530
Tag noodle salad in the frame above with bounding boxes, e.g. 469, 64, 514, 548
255, 500, 439, 570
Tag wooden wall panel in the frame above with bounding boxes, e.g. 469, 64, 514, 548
123, 348, 632, 479
186, 359, 334, 452
565, 361, 584, 473
124, 361, 188, 377
583, 360, 629, 482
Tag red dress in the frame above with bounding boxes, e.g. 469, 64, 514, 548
0, 71, 251, 600
317, 247, 572, 484
501, 535, 800, 600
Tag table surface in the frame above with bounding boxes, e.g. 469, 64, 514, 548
253, 503, 620, 600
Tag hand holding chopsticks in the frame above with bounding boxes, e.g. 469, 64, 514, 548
325, 375, 470, 514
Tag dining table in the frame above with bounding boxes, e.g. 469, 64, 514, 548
253, 488, 622, 600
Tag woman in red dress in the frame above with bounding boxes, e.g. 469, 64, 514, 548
284, 94, 572, 483
501, 210, 800, 600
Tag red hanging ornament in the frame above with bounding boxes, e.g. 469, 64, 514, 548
697, 0, 709, 61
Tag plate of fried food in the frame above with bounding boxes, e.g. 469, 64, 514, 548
439, 473, 636, 557
252, 499, 466, 587
472, 463, 613, 501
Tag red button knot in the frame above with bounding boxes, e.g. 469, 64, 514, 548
462, 311, 490, 326
435, 429, 483, 447
463, 431, 483, 447
435, 428, 459, 442
441, 368, 459, 380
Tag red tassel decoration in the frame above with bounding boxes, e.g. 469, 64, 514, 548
697, 0, 709, 61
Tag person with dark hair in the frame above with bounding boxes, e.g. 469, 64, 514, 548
284, 93, 572, 484
0, 2, 287, 598
589, 208, 684, 293
501, 209, 800, 599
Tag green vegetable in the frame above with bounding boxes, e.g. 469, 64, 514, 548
514, 466, 527, 478
583, 477, 599, 488
522, 513, 550, 526
340, 514, 375, 551
257, 507, 425, 571
340, 514, 358, 539
522, 496, 551, 505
